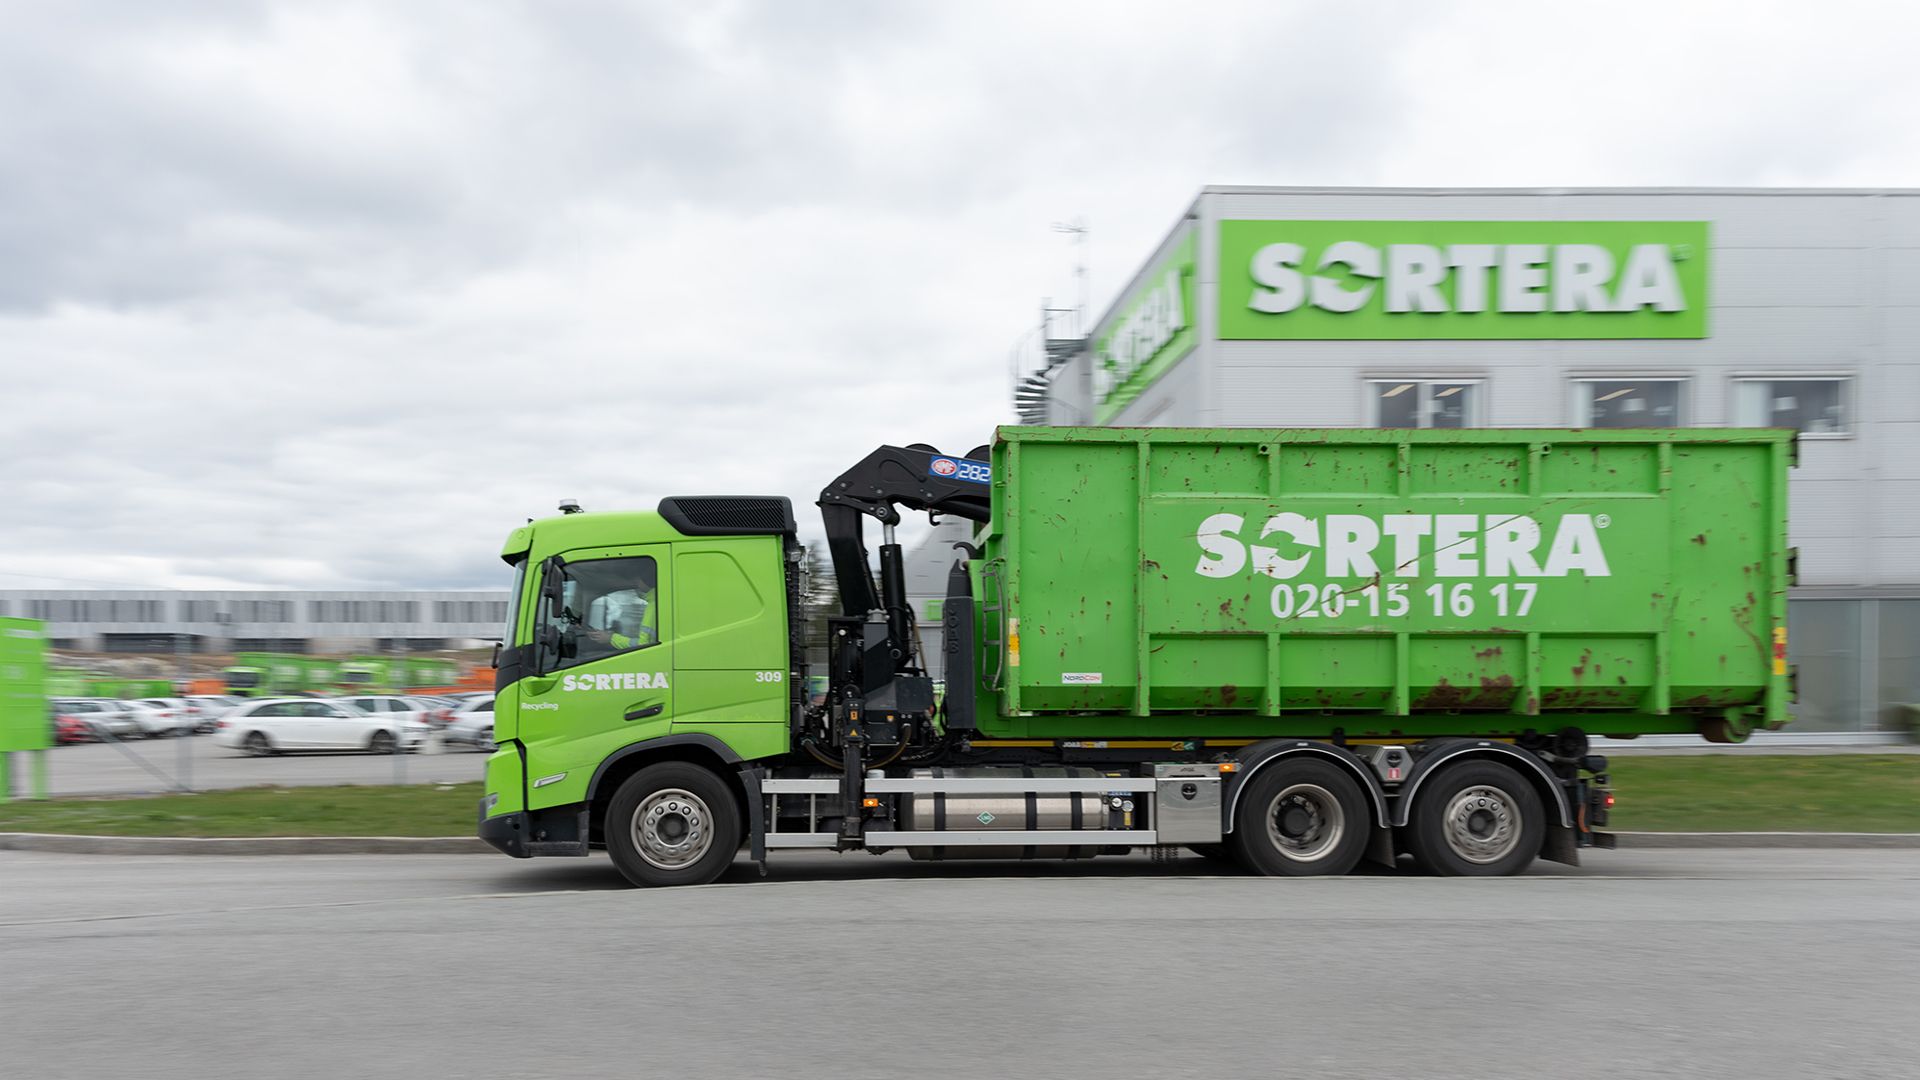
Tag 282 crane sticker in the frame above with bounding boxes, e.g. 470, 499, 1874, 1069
1189, 509, 1616, 621
930, 457, 991, 485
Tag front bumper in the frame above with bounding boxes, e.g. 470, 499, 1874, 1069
478, 802, 532, 858
478, 798, 591, 858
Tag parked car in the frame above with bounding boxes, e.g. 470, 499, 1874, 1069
49, 699, 142, 742
442, 695, 496, 751
122, 700, 195, 738
184, 695, 243, 732
136, 698, 209, 736
212, 698, 430, 756
338, 695, 451, 729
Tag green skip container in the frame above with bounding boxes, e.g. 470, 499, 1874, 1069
976, 427, 1793, 743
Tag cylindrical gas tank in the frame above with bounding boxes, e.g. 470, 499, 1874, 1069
899, 766, 1116, 861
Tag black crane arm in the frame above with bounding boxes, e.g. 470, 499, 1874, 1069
817, 443, 992, 618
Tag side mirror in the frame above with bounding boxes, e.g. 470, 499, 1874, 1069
540, 556, 567, 604
490, 642, 502, 669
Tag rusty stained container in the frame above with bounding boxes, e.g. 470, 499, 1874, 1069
978, 427, 1793, 743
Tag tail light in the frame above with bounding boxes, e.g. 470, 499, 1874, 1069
216, 720, 230, 730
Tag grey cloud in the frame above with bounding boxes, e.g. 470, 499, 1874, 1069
2, 1, 1914, 591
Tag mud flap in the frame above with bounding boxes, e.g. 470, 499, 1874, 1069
1365, 825, 1397, 869
1541, 822, 1580, 867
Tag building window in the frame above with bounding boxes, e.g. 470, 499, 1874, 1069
1733, 377, 1851, 436
1572, 379, 1687, 427
1369, 380, 1481, 429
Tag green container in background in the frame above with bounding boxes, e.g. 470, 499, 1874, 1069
1, 619, 51, 801
980, 427, 1792, 743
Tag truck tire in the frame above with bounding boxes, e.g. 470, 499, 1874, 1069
1403, 760, 1544, 877
1229, 758, 1369, 877
605, 762, 741, 888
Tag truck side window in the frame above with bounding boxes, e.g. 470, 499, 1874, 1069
541, 556, 660, 672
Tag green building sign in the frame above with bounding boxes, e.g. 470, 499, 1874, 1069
1094, 230, 1195, 423
1217, 220, 1709, 340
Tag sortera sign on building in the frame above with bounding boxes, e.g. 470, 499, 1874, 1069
1216, 221, 1709, 340
1093, 230, 1195, 423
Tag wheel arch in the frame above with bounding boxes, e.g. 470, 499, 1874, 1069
1225, 741, 1389, 834
585, 735, 747, 843
1390, 741, 1572, 828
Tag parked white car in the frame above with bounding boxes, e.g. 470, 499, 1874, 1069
443, 695, 496, 751
51, 699, 144, 741
137, 698, 212, 736
124, 700, 196, 738
339, 695, 450, 729
213, 698, 430, 756
184, 695, 244, 732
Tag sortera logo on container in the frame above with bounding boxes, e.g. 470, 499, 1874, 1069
1193, 512, 1611, 580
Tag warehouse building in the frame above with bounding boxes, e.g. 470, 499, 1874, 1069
1005, 186, 1920, 738
0, 589, 510, 655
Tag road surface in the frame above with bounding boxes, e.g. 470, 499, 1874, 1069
4, 848, 1917, 1079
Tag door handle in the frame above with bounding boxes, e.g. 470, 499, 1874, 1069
624, 703, 664, 721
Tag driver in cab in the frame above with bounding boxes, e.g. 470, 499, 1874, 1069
581, 588, 656, 655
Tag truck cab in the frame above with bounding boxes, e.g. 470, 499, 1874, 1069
482, 497, 802, 876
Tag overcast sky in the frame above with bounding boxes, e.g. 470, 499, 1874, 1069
2, 0, 1915, 592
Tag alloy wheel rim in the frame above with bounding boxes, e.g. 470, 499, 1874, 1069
632, 788, 713, 871
1265, 783, 1345, 862
1442, 784, 1521, 864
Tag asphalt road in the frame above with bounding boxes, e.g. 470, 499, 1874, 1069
24, 733, 488, 795
4, 849, 1917, 1080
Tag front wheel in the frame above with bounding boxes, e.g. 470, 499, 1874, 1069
1403, 760, 1545, 877
1229, 758, 1370, 877
476, 728, 495, 752
605, 763, 741, 888
368, 730, 396, 754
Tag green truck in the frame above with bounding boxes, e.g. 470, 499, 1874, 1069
480, 427, 1794, 886
338, 656, 459, 691
224, 653, 339, 697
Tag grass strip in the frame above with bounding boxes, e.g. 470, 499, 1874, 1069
1603, 754, 1920, 832
0, 782, 483, 837
0, 756, 1914, 837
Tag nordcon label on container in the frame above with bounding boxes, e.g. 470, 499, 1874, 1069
1094, 229, 1196, 423
1216, 220, 1708, 340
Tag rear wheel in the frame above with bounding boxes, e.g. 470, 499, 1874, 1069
606, 762, 741, 888
368, 730, 396, 754
1404, 760, 1545, 877
1229, 758, 1370, 877
476, 728, 495, 752
244, 731, 274, 757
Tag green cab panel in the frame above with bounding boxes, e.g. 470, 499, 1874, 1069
484, 748, 525, 818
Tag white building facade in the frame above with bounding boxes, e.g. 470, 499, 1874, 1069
1036, 187, 1920, 736
0, 589, 510, 654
